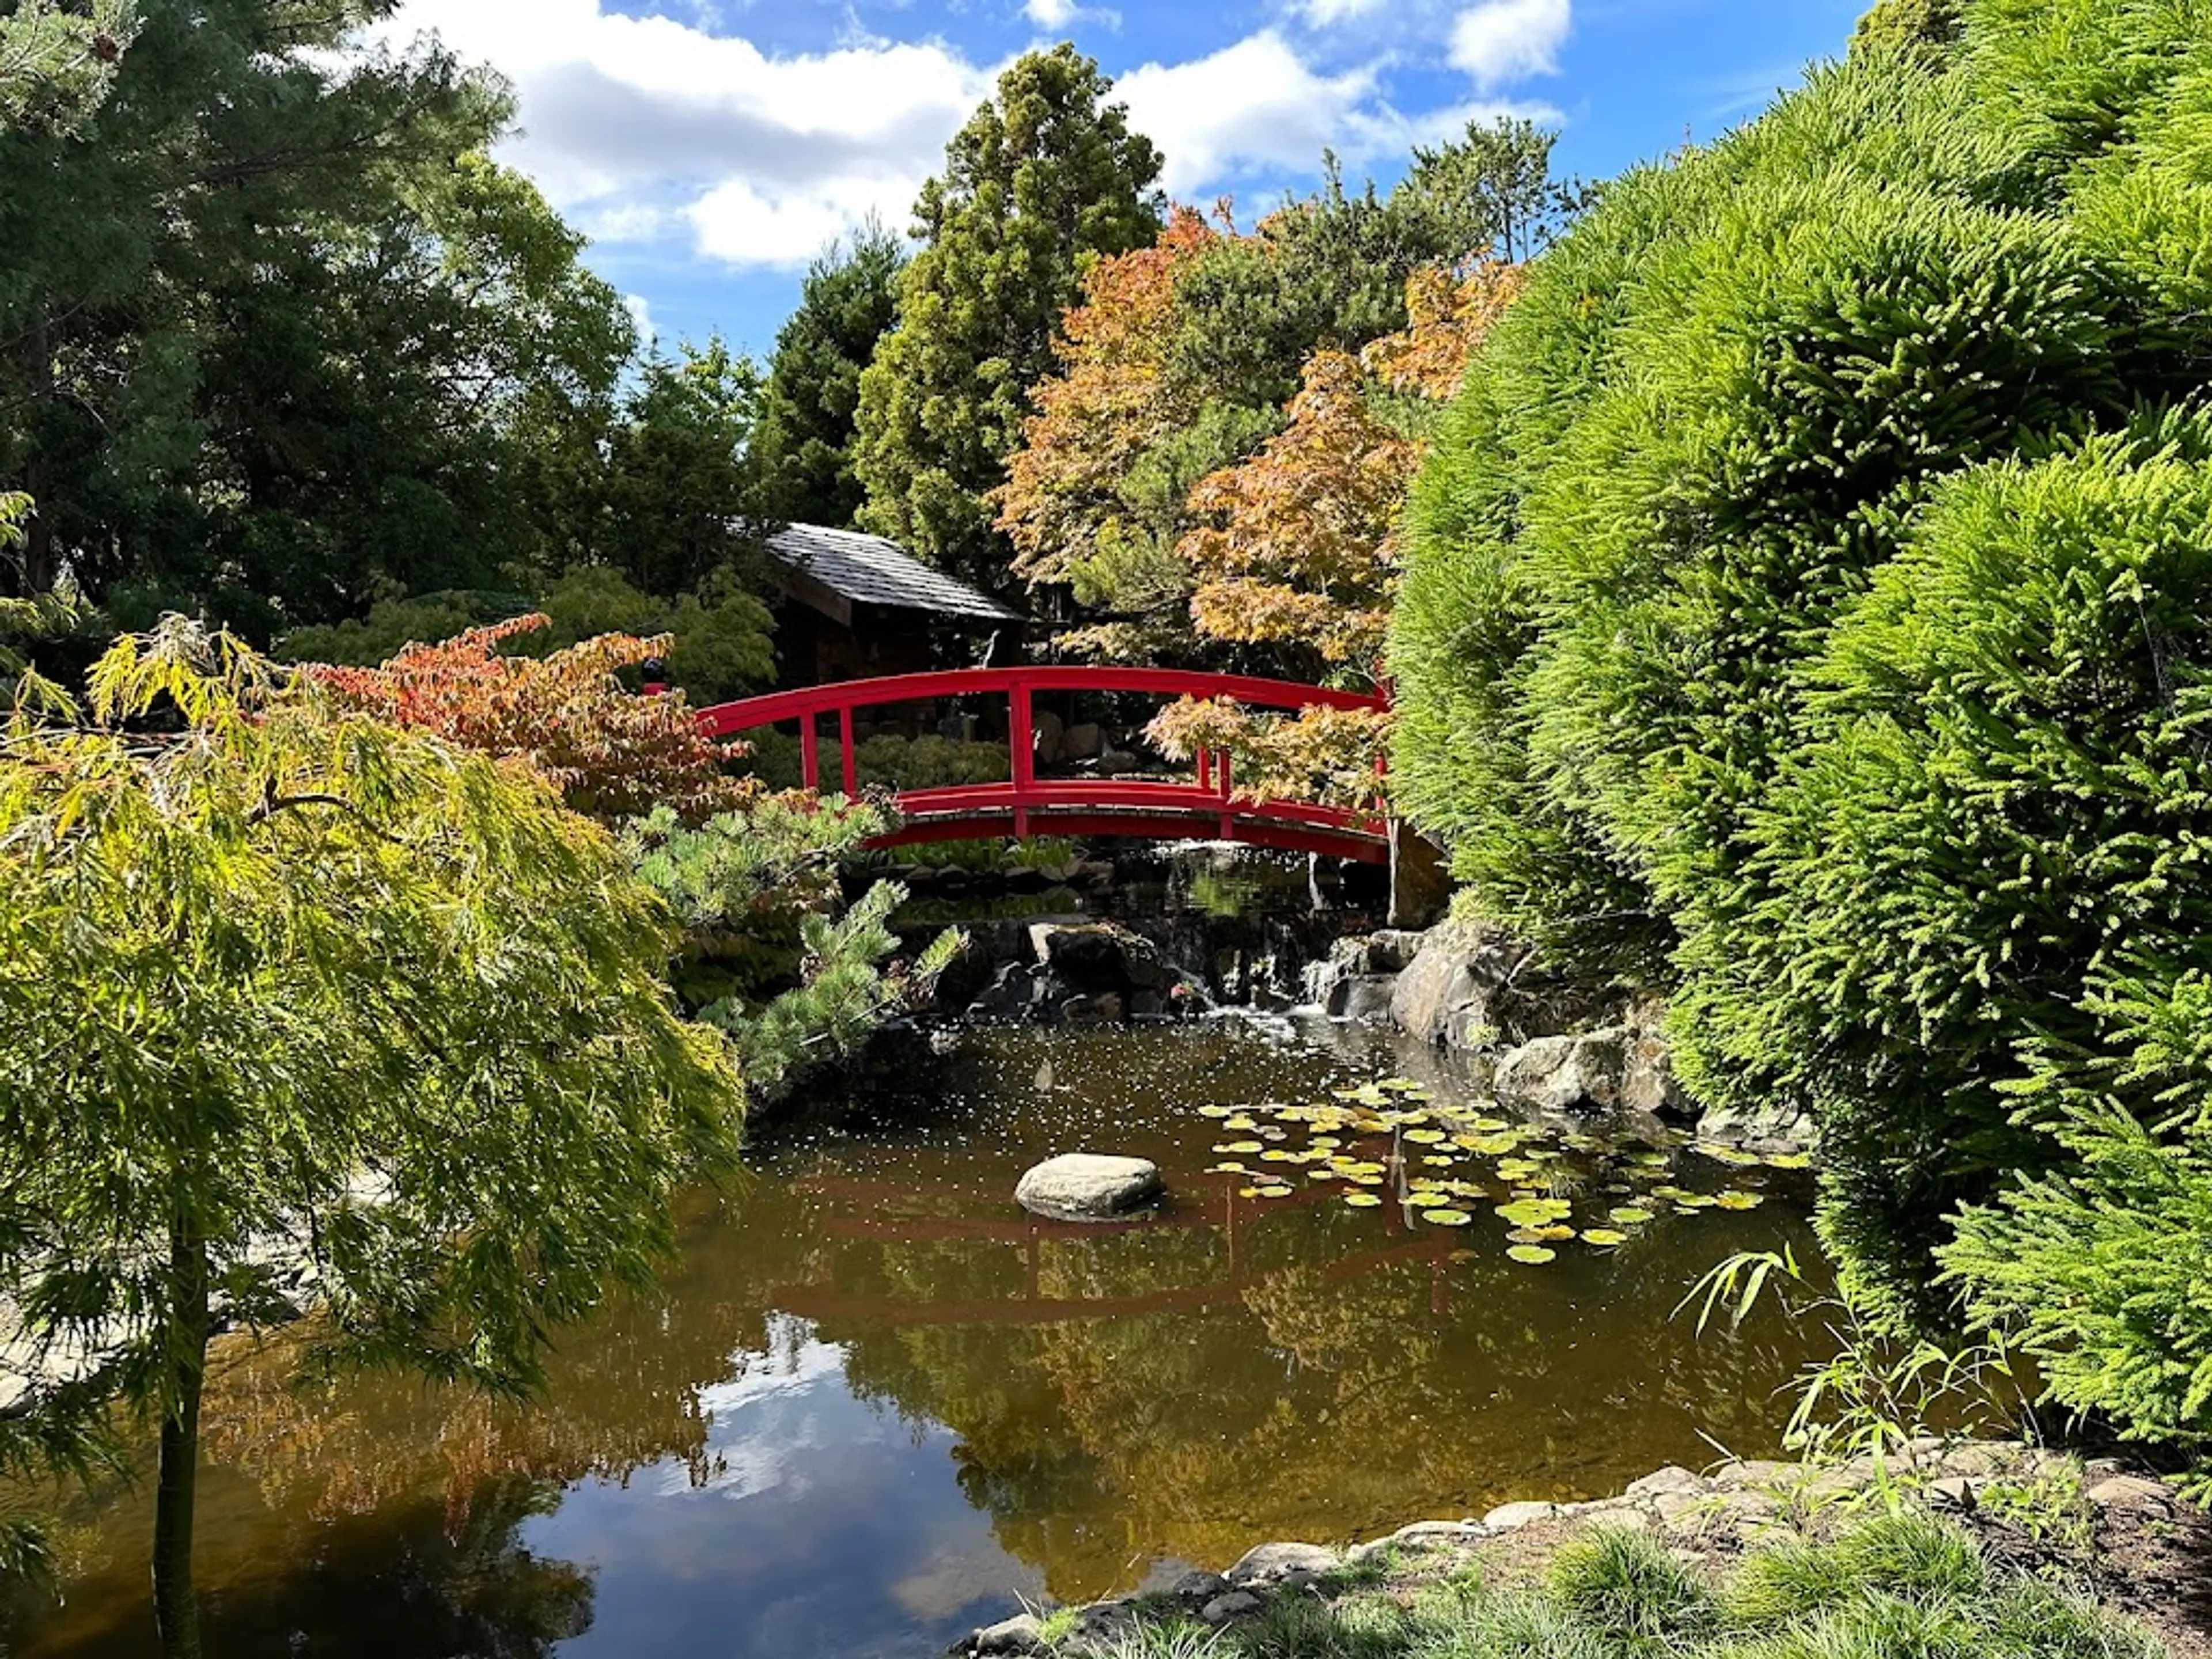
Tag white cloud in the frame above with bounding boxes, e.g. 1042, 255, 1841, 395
1024, 0, 1078, 25
623, 291, 658, 347
1119, 29, 1547, 197
1293, 0, 1391, 25
358, 5, 1555, 272
364, 1, 993, 269
1449, 0, 1570, 89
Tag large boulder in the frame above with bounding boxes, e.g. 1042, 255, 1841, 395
1028, 921, 1179, 994
1491, 1026, 1697, 1118
1388, 921, 1538, 1050
1016, 1154, 1163, 1222
1389, 921, 1624, 1054
1493, 1030, 1631, 1113
1326, 975, 1400, 1022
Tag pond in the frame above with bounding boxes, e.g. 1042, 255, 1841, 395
1, 1019, 1827, 1659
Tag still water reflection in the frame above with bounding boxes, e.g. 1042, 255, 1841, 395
2, 1020, 1826, 1658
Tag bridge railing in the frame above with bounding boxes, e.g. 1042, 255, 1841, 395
694, 666, 1391, 861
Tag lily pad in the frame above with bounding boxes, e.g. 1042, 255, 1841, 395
1256, 1184, 1294, 1199
1421, 1209, 1474, 1227
1403, 1128, 1447, 1145
1344, 1192, 1384, 1209
1497, 1197, 1573, 1226
1609, 1206, 1656, 1225
1697, 1142, 1764, 1167
1197, 1105, 1234, 1119
1581, 1228, 1628, 1247
1506, 1245, 1558, 1265
1764, 1152, 1813, 1171
1715, 1191, 1765, 1210
1217, 1141, 1264, 1154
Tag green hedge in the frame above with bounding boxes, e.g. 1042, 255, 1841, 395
1390, 0, 2212, 1449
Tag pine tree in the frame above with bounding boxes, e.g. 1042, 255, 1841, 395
853, 44, 1163, 593
752, 221, 904, 529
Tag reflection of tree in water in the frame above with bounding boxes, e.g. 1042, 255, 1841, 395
6, 1473, 588, 1659
6, 1042, 1834, 1643
830, 1196, 1822, 1603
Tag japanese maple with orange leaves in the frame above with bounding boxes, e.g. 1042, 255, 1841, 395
1151, 259, 1525, 806
305, 615, 754, 824
997, 206, 1220, 590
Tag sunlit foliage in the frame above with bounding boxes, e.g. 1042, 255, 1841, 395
0, 620, 743, 1654
305, 616, 753, 824
1389, 0, 2212, 1458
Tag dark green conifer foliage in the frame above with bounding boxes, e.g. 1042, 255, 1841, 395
0, 2, 635, 635
753, 222, 904, 529
853, 44, 1164, 591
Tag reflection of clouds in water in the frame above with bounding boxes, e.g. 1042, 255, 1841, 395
892, 1541, 1046, 1624
667, 1315, 898, 1502
520, 1310, 1030, 1657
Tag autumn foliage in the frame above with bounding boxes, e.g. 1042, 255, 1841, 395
1149, 261, 1522, 804
998, 208, 1219, 589
306, 615, 752, 823
1178, 349, 1417, 671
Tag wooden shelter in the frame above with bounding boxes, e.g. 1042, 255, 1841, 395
765, 523, 1025, 690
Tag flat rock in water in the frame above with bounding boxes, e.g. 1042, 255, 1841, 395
1015, 1154, 1162, 1222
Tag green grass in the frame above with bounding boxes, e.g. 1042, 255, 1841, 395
1048, 1518, 2163, 1658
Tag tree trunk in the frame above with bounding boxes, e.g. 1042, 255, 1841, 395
151, 1219, 208, 1659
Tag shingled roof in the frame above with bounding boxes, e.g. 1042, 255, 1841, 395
767, 523, 1024, 624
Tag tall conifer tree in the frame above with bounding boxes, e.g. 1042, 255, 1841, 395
853, 44, 1163, 593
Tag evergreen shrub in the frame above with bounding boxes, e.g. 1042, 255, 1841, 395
1389, 0, 2212, 1444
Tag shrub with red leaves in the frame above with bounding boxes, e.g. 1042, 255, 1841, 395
306, 615, 754, 823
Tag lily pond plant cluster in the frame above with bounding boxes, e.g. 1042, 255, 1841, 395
1200, 1080, 1809, 1266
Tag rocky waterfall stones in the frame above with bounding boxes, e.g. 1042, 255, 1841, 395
1014, 1153, 1163, 1222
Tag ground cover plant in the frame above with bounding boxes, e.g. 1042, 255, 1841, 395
1388, 0, 2212, 1465
1062, 1516, 2164, 1659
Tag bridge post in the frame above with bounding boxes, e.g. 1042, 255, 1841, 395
800, 715, 820, 792
839, 706, 858, 797
1009, 684, 1034, 839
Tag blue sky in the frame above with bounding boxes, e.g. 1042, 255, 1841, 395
368, 0, 1871, 359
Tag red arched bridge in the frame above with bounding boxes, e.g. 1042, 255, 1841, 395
695, 666, 1391, 863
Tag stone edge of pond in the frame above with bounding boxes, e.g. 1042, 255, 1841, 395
952, 1441, 2198, 1658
